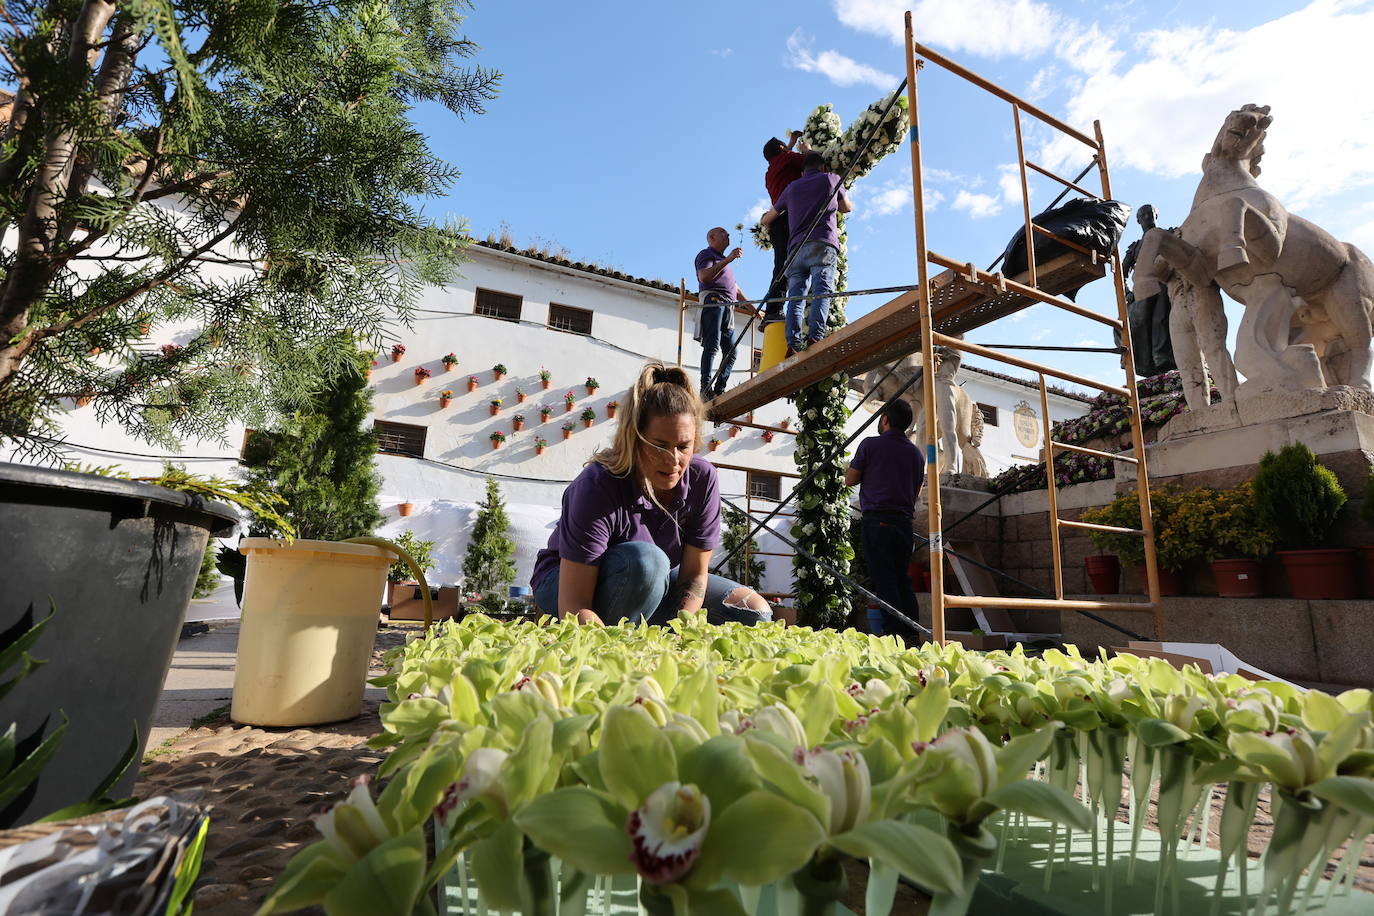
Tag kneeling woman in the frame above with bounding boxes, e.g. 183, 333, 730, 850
531, 362, 772, 626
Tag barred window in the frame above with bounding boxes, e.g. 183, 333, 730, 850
474, 288, 522, 322
977, 403, 999, 426
374, 420, 427, 458
548, 303, 593, 336
752, 348, 763, 372
748, 472, 782, 502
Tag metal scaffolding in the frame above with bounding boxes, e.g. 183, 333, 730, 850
685, 13, 1162, 644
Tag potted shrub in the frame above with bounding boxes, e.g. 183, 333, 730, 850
493, 362, 507, 381
397, 501, 415, 517
534, 436, 548, 455
1080, 487, 1190, 596
606, 399, 619, 419
515, 386, 528, 403
442, 352, 458, 371
438, 389, 454, 408
467, 375, 479, 393
539, 405, 554, 423
561, 421, 575, 440
386, 530, 437, 608
1172, 483, 1275, 598
413, 365, 431, 385
391, 343, 406, 362
490, 430, 507, 449
539, 367, 553, 390
585, 376, 599, 396
709, 437, 720, 452
489, 398, 502, 416
729, 424, 742, 438
762, 429, 775, 443
512, 413, 526, 432
1253, 443, 1354, 598
564, 390, 577, 412
581, 407, 596, 428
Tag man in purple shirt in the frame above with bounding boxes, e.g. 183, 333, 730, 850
693, 227, 744, 398
845, 398, 925, 641
759, 152, 853, 356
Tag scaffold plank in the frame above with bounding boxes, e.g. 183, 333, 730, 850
705, 250, 1104, 422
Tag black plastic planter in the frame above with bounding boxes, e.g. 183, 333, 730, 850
0, 463, 238, 825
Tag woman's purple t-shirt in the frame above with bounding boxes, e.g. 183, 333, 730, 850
530, 456, 722, 589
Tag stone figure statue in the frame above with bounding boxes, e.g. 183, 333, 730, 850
1133, 104, 1374, 399
854, 347, 988, 476
1118, 205, 1178, 377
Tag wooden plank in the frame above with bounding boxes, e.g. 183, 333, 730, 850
706, 250, 1104, 422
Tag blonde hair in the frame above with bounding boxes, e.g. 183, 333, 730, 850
591, 362, 704, 506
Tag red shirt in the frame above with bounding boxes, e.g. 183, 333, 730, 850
765, 150, 806, 205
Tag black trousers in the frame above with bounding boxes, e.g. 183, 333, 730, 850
764, 213, 790, 323
861, 512, 921, 642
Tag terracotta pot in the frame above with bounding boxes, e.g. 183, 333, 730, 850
1211, 558, 1263, 598
583, 419, 594, 428
535, 445, 546, 455
607, 406, 617, 419
762, 431, 774, 443
562, 428, 572, 440
493, 370, 505, 381
444, 362, 456, 372
74, 395, 92, 408
398, 502, 414, 517
565, 402, 575, 412
586, 385, 598, 396
541, 379, 552, 390
540, 412, 553, 423
1278, 548, 1357, 599
366, 369, 373, 381
439, 397, 452, 409
517, 392, 527, 403
780, 419, 791, 430
1363, 545, 1374, 598
709, 441, 719, 452
729, 426, 741, 438
391, 350, 403, 363
491, 439, 502, 450
414, 375, 426, 386
1134, 564, 1183, 596
467, 379, 479, 392
489, 404, 500, 416
512, 419, 524, 431
1085, 554, 1120, 595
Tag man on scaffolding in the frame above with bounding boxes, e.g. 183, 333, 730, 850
760, 151, 851, 358
694, 227, 745, 399
845, 398, 924, 641
761, 130, 810, 325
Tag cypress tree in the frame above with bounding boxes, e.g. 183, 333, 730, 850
241, 345, 384, 540
721, 505, 766, 588
463, 476, 516, 595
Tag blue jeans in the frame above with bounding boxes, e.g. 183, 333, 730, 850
698, 301, 737, 395
532, 541, 771, 625
784, 240, 838, 351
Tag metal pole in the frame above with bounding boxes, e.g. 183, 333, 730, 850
1038, 375, 1064, 599
1093, 119, 1164, 640
677, 279, 686, 369
1012, 104, 1038, 289
905, 12, 943, 645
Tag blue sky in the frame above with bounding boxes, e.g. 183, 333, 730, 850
419, 0, 1374, 389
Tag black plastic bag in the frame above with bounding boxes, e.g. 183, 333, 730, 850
995, 198, 1131, 300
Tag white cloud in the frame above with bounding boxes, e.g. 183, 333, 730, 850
786, 29, 898, 88
709, 48, 734, 57
1075, 338, 1104, 348
997, 164, 1029, 206
1039, 2, 1374, 211
1030, 327, 1053, 342
745, 196, 771, 224
835, 0, 1061, 59
951, 189, 1001, 219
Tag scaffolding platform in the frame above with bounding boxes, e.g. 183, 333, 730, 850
705, 249, 1104, 423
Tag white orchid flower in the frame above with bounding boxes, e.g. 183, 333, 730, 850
314, 775, 391, 862
795, 746, 871, 834
1230, 728, 1324, 790
626, 782, 711, 884
435, 747, 510, 823
753, 704, 808, 749
719, 709, 753, 735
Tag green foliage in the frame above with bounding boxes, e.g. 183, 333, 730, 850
388, 530, 436, 584
240, 344, 384, 540
721, 506, 766, 589
1252, 444, 1348, 549
1170, 482, 1276, 562
462, 476, 516, 594
1080, 487, 1197, 571
67, 461, 295, 537
193, 541, 221, 599
1361, 467, 1374, 528
0, 0, 500, 457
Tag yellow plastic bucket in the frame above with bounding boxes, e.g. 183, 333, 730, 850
231, 538, 393, 726
760, 321, 788, 372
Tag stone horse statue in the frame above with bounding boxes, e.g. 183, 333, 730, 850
1133, 104, 1374, 399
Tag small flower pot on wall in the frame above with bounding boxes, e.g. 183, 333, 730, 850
562, 427, 573, 440
729, 425, 741, 438
565, 402, 575, 413
541, 378, 552, 390
708, 439, 720, 452
439, 395, 453, 409
390, 345, 405, 362
1278, 548, 1357, 599
607, 404, 618, 419
583, 418, 594, 429
535, 444, 547, 455
493, 366, 506, 381
467, 377, 479, 393
512, 418, 525, 432
762, 430, 775, 443
1211, 558, 1263, 598
1085, 555, 1120, 595
516, 391, 528, 403
489, 403, 501, 416
398, 502, 414, 517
